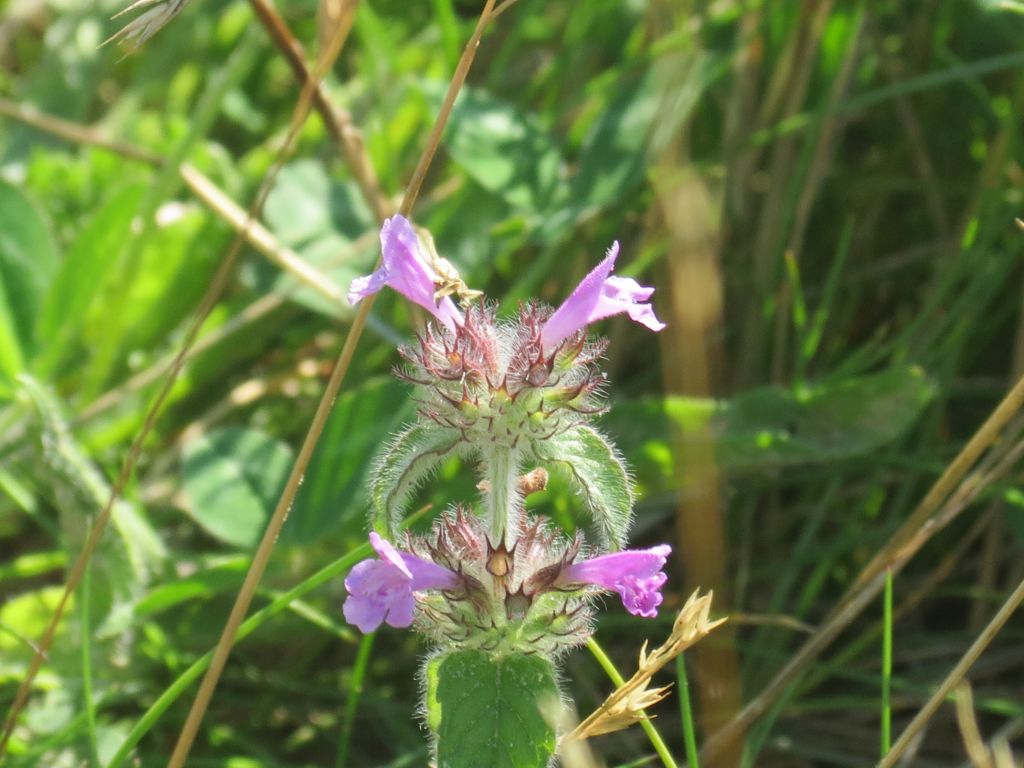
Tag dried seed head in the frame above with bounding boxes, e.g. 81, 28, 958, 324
567, 590, 726, 742
105, 0, 189, 49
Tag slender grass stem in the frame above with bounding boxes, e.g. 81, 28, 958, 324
880, 568, 893, 758
878, 575, 1024, 768
108, 506, 431, 768
80, 556, 100, 768
165, 0, 501, 761
106, 544, 371, 768
586, 637, 679, 768
336, 633, 375, 768
676, 654, 699, 768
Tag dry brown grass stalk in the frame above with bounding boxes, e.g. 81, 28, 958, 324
0, 2, 362, 758
0, 97, 346, 308
566, 590, 726, 743
877, 576, 1024, 768
701, 371, 1024, 764
953, 682, 1020, 768
164, 1, 503, 764
247, 0, 391, 222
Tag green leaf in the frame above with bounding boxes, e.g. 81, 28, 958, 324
264, 160, 374, 248
604, 366, 936, 492
0, 180, 57, 387
431, 650, 558, 768
16, 375, 165, 637
181, 427, 294, 549
432, 83, 567, 215
532, 425, 634, 550
285, 379, 415, 545
36, 183, 146, 376
1003, 488, 1024, 546
78, 203, 225, 393
270, 232, 379, 320
135, 557, 248, 616
370, 421, 463, 538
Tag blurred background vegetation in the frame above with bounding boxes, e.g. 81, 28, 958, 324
1, 0, 1024, 765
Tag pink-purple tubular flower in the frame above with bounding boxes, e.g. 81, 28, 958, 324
558, 544, 671, 618
348, 214, 463, 332
343, 532, 460, 633
540, 242, 666, 351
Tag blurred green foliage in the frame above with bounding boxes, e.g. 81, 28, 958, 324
2, 0, 1024, 766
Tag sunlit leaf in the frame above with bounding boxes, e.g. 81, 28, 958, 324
182, 427, 294, 548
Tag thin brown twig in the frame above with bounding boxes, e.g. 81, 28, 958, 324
877, 575, 1024, 768
165, 8, 360, 765
700, 371, 1024, 763
0, 5, 352, 759
0, 99, 161, 162
0, 97, 346, 307
164, 1, 499, 764
246, 0, 391, 222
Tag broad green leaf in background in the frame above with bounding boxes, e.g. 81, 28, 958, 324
17, 376, 164, 635
604, 366, 936, 494
0, 586, 66, 667
134, 556, 248, 616
57, 195, 224, 397
431, 83, 568, 216
264, 161, 377, 317
182, 426, 294, 548
0, 181, 57, 388
82, 204, 220, 378
429, 650, 558, 768
285, 378, 416, 545
35, 183, 146, 377
264, 159, 339, 248
264, 160, 375, 249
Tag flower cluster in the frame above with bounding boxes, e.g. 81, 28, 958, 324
399, 302, 608, 451
343, 214, 669, 655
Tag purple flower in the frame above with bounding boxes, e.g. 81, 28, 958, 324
540, 242, 666, 351
348, 215, 463, 332
342, 532, 460, 633
558, 544, 671, 618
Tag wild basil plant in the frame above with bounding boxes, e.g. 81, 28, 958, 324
342, 215, 668, 767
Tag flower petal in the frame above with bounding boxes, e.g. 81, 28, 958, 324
369, 532, 412, 578
540, 244, 618, 349
342, 534, 460, 633
347, 215, 463, 332
342, 558, 411, 632
616, 572, 667, 618
558, 544, 671, 618
370, 532, 460, 591
540, 242, 665, 350
342, 591, 388, 633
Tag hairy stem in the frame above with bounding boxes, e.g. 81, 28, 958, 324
485, 446, 520, 548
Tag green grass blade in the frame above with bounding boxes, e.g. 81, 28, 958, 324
80, 557, 100, 768
881, 568, 894, 757
105, 543, 373, 768
675, 654, 699, 768
585, 637, 678, 768
336, 632, 375, 768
